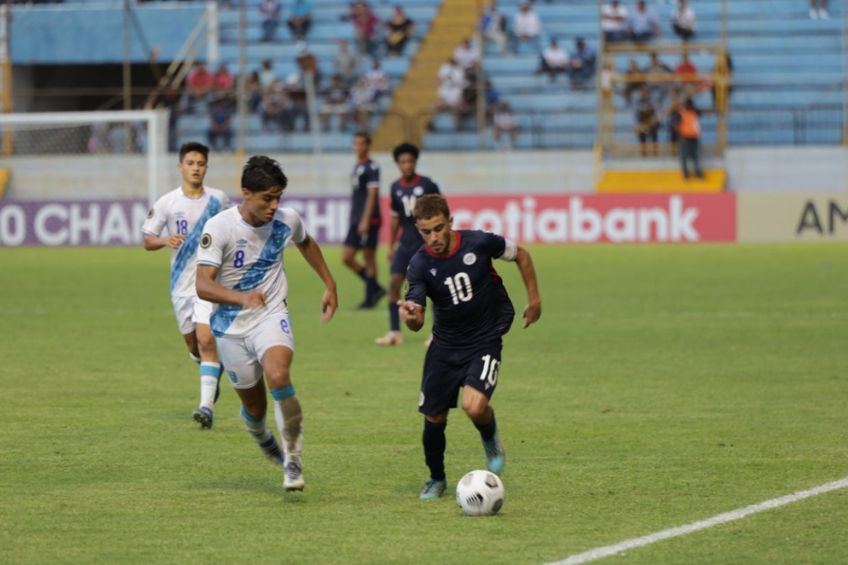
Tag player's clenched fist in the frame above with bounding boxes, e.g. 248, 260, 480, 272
167, 235, 186, 249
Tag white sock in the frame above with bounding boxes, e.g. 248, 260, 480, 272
199, 362, 221, 409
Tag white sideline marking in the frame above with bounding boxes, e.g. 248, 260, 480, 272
547, 476, 848, 565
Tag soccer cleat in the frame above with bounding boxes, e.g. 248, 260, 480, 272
283, 460, 305, 491
259, 436, 285, 465
482, 432, 506, 475
371, 286, 387, 305
192, 407, 214, 429
419, 479, 447, 500
375, 331, 403, 346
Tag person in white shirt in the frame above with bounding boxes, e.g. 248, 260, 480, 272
630, 0, 660, 43
142, 142, 231, 429
601, 0, 629, 43
453, 38, 481, 70
671, 0, 696, 41
513, 2, 542, 52
196, 155, 338, 492
810, 0, 829, 19
536, 38, 568, 82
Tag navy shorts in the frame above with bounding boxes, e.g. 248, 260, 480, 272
418, 339, 503, 416
343, 223, 380, 249
390, 242, 421, 275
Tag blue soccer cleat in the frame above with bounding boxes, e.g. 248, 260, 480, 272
482, 432, 506, 475
192, 407, 214, 429
419, 479, 447, 500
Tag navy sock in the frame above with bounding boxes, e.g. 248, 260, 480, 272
474, 409, 497, 442
389, 302, 400, 331
422, 419, 447, 481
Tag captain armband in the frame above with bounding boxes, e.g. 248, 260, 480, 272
499, 239, 518, 262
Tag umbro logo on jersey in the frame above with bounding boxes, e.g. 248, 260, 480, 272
200, 233, 212, 248
236, 238, 248, 247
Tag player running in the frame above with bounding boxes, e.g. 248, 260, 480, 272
375, 142, 441, 346
196, 155, 337, 492
398, 194, 542, 500
142, 141, 230, 429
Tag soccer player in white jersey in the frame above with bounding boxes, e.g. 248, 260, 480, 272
142, 142, 231, 429
196, 155, 338, 492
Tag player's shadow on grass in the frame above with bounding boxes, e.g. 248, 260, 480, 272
189, 478, 307, 502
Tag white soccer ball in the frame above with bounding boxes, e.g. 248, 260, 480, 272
456, 470, 504, 516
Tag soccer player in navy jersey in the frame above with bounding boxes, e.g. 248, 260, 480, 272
342, 131, 385, 309
375, 142, 441, 346
398, 194, 542, 500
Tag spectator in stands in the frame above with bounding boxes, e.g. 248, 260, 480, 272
453, 38, 481, 70
675, 97, 703, 179
320, 74, 351, 131
207, 96, 234, 151
536, 38, 569, 82
353, 2, 380, 59
513, 2, 542, 53
334, 39, 360, 88
629, 0, 660, 43
665, 85, 683, 144
287, 0, 313, 40
622, 58, 644, 107
364, 58, 390, 102
675, 53, 699, 92
460, 63, 485, 124
285, 73, 310, 131
644, 51, 673, 104
259, 59, 277, 91
296, 41, 321, 87
185, 61, 214, 113
810, 0, 829, 19
433, 57, 466, 129
567, 37, 596, 89
671, 0, 696, 41
350, 76, 376, 130
385, 5, 415, 57
480, 1, 508, 55
493, 101, 518, 149
260, 0, 282, 43
246, 71, 263, 113
212, 63, 235, 95
601, 0, 629, 43
261, 79, 291, 131
634, 86, 659, 157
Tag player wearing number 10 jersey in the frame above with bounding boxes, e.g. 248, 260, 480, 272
142, 142, 231, 429
398, 194, 542, 501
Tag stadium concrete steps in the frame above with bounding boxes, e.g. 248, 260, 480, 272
596, 169, 726, 193
372, 0, 482, 150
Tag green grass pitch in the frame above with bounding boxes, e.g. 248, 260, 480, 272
1, 244, 846, 564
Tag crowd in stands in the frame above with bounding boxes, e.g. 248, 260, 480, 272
602, 0, 699, 44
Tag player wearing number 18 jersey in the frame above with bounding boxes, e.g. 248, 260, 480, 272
142, 142, 231, 429
398, 194, 542, 500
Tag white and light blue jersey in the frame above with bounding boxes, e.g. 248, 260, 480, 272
196, 206, 307, 338
142, 186, 231, 298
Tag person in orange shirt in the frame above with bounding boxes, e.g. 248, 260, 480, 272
675, 97, 704, 179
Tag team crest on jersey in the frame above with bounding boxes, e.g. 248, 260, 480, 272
200, 233, 212, 248
146, 208, 154, 219
413, 186, 424, 196
463, 253, 477, 266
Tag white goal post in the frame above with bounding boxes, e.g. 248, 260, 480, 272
0, 110, 169, 206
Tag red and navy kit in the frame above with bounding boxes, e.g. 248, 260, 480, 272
345, 158, 381, 248
389, 174, 440, 273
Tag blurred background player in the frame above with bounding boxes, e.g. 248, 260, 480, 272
375, 142, 440, 346
196, 156, 337, 492
398, 194, 542, 500
142, 142, 231, 429
342, 131, 385, 309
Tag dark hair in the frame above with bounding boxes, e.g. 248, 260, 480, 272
354, 131, 372, 146
413, 194, 450, 221
392, 142, 419, 162
241, 155, 288, 193
179, 142, 209, 162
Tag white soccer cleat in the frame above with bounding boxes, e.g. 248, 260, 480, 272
375, 331, 403, 346
283, 459, 305, 491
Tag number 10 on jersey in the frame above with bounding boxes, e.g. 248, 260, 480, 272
444, 273, 473, 305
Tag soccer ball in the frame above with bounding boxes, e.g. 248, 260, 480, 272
456, 470, 504, 516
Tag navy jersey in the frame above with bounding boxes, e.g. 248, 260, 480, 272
349, 158, 381, 227
390, 175, 441, 248
406, 230, 515, 348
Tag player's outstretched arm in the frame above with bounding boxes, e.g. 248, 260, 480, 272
143, 234, 185, 251
196, 264, 265, 309
296, 235, 338, 322
398, 300, 425, 332
515, 246, 542, 328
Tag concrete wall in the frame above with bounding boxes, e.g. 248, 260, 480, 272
2, 146, 846, 202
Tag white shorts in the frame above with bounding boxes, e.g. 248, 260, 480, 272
171, 295, 215, 334
215, 313, 295, 390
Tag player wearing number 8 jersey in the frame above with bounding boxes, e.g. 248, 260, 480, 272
398, 194, 542, 500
